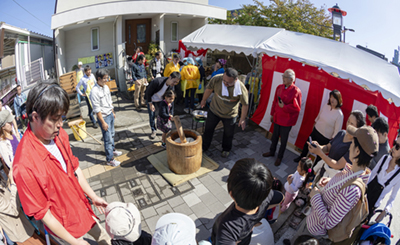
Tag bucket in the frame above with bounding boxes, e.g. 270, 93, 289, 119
70, 121, 87, 141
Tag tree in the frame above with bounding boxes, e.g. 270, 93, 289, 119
209, 0, 333, 39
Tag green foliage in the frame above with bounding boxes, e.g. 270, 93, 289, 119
71, 64, 78, 72
147, 42, 159, 56
208, 0, 333, 39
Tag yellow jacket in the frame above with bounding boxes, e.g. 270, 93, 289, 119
163, 62, 180, 77
181, 64, 200, 90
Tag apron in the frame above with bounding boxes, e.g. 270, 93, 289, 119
84, 77, 96, 107
367, 155, 400, 214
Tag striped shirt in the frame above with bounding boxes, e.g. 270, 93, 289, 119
307, 164, 370, 236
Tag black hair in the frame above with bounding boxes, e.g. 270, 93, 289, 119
173, 54, 180, 60
162, 90, 175, 100
366, 104, 379, 118
328, 89, 343, 108
227, 158, 273, 210
27, 80, 69, 122
350, 110, 366, 128
137, 55, 145, 62
272, 178, 284, 192
95, 69, 109, 80
169, 71, 181, 80
299, 157, 313, 189
372, 117, 389, 134
16, 85, 21, 88
294, 235, 319, 245
155, 52, 161, 57
225, 68, 238, 79
84, 65, 91, 72
178, 61, 184, 66
353, 137, 376, 168
137, 46, 143, 52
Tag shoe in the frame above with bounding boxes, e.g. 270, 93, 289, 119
183, 108, 190, 114
283, 239, 291, 245
293, 156, 302, 163
221, 151, 230, 158
141, 102, 147, 106
150, 131, 157, 139
161, 142, 166, 148
113, 150, 123, 157
107, 159, 121, 167
136, 107, 142, 112
274, 158, 282, 166
262, 152, 274, 157
93, 123, 98, 129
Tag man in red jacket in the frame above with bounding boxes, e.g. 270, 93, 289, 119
262, 69, 302, 166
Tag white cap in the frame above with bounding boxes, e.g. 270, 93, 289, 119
78, 61, 83, 65
151, 213, 197, 245
105, 202, 141, 242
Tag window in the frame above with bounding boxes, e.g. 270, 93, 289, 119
171, 22, 178, 42
137, 24, 146, 44
91, 27, 99, 51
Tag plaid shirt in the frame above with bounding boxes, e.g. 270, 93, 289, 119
149, 57, 165, 78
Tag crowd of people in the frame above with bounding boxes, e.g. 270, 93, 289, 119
0, 50, 399, 245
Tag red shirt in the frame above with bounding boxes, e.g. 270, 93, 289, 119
13, 125, 96, 238
271, 83, 302, 127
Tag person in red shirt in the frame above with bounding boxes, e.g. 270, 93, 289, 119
262, 69, 302, 166
132, 46, 145, 64
13, 81, 111, 245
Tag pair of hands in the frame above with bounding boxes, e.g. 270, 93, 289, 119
200, 100, 246, 130
101, 112, 116, 131
307, 141, 324, 155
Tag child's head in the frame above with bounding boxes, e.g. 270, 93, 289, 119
294, 235, 319, 245
228, 158, 273, 210
163, 90, 175, 104
272, 178, 284, 192
297, 157, 312, 175
105, 202, 141, 242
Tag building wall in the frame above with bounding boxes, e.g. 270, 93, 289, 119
1, 55, 15, 68
55, 29, 67, 75
64, 21, 114, 76
57, 0, 209, 13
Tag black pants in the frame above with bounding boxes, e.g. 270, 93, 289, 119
300, 127, 330, 161
202, 110, 237, 152
270, 123, 292, 159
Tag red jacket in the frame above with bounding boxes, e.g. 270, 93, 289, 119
271, 83, 302, 127
13, 125, 96, 238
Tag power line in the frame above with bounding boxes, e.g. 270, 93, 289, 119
12, 0, 51, 28
0, 10, 51, 35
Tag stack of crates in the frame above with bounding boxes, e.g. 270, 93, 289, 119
59, 71, 81, 119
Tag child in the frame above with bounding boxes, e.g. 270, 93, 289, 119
157, 90, 175, 148
280, 157, 313, 212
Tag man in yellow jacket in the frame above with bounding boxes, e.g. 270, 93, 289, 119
163, 54, 180, 77
181, 57, 200, 113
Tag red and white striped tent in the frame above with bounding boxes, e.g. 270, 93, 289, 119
182, 24, 400, 148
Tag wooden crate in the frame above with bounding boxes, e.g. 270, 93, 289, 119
59, 71, 77, 95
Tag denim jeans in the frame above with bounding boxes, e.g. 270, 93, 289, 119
147, 101, 160, 132
270, 123, 292, 159
202, 109, 237, 152
85, 96, 97, 125
185, 88, 197, 110
100, 114, 115, 162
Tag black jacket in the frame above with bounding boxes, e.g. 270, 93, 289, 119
158, 100, 174, 119
145, 77, 175, 103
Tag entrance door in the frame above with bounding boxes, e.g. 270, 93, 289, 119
125, 19, 151, 56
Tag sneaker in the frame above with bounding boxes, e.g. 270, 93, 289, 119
93, 123, 98, 129
107, 159, 121, 167
113, 150, 123, 157
221, 151, 230, 158
150, 131, 157, 139
183, 108, 190, 114
161, 142, 166, 148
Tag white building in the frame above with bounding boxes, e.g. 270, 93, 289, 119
51, 0, 226, 91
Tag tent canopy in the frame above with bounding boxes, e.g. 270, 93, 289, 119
182, 24, 400, 106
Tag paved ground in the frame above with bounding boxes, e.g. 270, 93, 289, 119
64, 93, 399, 244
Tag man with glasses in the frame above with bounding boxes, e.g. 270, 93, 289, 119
145, 72, 181, 139
262, 69, 302, 166
201, 68, 249, 158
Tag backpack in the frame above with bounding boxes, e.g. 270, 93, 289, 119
327, 178, 369, 243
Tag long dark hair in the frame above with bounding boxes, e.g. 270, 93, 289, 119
300, 157, 313, 189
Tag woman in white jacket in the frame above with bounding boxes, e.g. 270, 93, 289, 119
0, 110, 20, 169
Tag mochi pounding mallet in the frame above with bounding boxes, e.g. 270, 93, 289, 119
172, 116, 187, 144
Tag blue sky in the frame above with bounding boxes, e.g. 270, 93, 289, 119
1, 0, 399, 60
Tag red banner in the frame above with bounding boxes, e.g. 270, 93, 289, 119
252, 55, 400, 149
179, 40, 208, 59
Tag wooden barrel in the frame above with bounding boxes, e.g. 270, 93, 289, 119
166, 129, 202, 174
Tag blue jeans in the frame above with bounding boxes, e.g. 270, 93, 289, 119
185, 88, 197, 110
147, 101, 160, 132
85, 96, 97, 125
100, 114, 115, 162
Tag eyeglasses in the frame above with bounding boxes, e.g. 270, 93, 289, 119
393, 141, 400, 151
223, 79, 236, 87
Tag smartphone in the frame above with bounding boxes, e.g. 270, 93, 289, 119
278, 96, 282, 103
309, 136, 317, 147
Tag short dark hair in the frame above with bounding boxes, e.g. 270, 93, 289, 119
95, 69, 109, 80
169, 71, 181, 80
16, 85, 21, 89
162, 89, 175, 100
227, 158, 273, 210
372, 117, 389, 134
294, 235, 319, 245
225, 68, 238, 79
137, 46, 143, 52
328, 89, 343, 108
366, 104, 379, 118
173, 54, 180, 60
155, 52, 161, 57
27, 80, 69, 121
353, 137, 376, 168
137, 55, 145, 62
350, 110, 366, 128
84, 65, 91, 72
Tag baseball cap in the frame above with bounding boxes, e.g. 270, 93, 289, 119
347, 125, 379, 156
0, 110, 14, 128
105, 202, 141, 242
78, 61, 83, 66
151, 213, 197, 245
